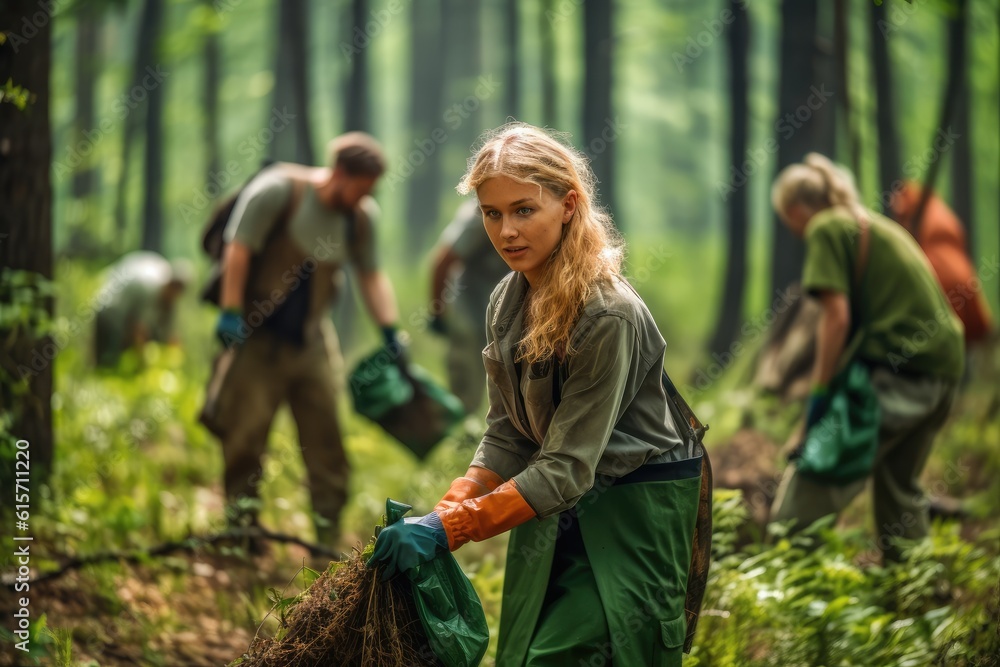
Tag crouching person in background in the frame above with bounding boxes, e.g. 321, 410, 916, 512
94, 250, 192, 369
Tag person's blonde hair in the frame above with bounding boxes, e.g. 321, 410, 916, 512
458, 123, 623, 363
771, 152, 865, 220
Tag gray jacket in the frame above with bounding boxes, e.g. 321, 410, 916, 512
472, 271, 692, 518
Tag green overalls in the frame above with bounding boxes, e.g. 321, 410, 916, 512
473, 272, 710, 666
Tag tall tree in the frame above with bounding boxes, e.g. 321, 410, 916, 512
770, 0, 836, 294
405, 0, 447, 249
0, 0, 55, 480
444, 0, 483, 155
71, 5, 101, 201
113, 0, 164, 248
869, 0, 901, 208
140, 0, 166, 253
504, 0, 520, 119
910, 0, 968, 238
709, 0, 750, 358
834, 0, 860, 180
583, 0, 617, 222
540, 0, 557, 127
271, 0, 314, 164
949, 5, 974, 253
202, 0, 222, 188
343, 0, 370, 132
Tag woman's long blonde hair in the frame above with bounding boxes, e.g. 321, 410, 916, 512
771, 152, 866, 220
458, 123, 623, 363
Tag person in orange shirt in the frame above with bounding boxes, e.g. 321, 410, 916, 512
890, 181, 993, 345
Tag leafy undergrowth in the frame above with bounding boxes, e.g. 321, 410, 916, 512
1, 263, 997, 665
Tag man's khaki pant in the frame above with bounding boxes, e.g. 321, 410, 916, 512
771, 367, 957, 561
214, 324, 347, 544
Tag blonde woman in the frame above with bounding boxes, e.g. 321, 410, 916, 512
369, 124, 707, 665
768, 153, 964, 562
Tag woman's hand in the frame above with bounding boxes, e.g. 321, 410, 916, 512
367, 512, 447, 580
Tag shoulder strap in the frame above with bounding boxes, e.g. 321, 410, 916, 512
853, 213, 870, 292
662, 369, 709, 445
278, 176, 306, 232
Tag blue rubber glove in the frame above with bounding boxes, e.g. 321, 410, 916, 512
380, 325, 409, 369
367, 512, 447, 581
216, 309, 248, 348
805, 385, 831, 430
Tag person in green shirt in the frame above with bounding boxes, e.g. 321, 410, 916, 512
368, 124, 710, 665
768, 153, 964, 562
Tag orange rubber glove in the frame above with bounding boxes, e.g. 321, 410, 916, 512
434, 466, 505, 512
436, 479, 536, 551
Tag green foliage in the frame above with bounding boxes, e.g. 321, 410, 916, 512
691, 500, 1000, 666
0, 77, 31, 110
24, 261, 1000, 665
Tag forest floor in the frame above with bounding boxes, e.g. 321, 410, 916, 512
3, 412, 996, 667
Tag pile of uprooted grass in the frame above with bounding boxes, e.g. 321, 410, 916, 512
231, 545, 443, 667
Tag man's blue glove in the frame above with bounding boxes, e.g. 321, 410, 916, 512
367, 511, 447, 581
216, 309, 248, 348
380, 325, 409, 369
805, 385, 831, 430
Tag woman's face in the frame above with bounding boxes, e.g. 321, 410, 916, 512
477, 175, 577, 286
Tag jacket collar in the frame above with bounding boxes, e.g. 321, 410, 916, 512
491, 271, 530, 340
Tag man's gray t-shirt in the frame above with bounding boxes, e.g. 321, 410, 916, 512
223, 165, 378, 272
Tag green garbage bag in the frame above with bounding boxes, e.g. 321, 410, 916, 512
795, 361, 881, 485
382, 500, 489, 667
349, 346, 465, 459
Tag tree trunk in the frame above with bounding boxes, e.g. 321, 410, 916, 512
583, 0, 617, 223
504, 0, 520, 119
770, 0, 836, 295
869, 0, 900, 210
114, 0, 162, 245
540, 0, 557, 127
949, 10, 974, 253
0, 0, 55, 481
404, 0, 446, 250
709, 0, 750, 358
911, 0, 968, 238
834, 0, 860, 180
444, 0, 483, 154
271, 0, 314, 164
139, 0, 165, 253
71, 7, 100, 200
343, 0, 370, 132
203, 0, 222, 189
